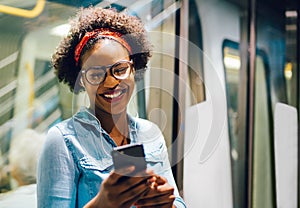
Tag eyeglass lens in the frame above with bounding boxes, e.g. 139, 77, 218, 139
85, 61, 132, 85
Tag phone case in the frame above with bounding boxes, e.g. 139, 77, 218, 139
111, 143, 146, 173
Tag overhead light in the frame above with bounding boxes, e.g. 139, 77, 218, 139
50, 24, 70, 37
285, 10, 297, 18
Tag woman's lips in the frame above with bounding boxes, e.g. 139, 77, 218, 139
99, 88, 127, 103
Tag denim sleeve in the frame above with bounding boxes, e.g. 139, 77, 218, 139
147, 124, 186, 208
140, 119, 187, 208
159, 147, 187, 208
37, 126, 78, 208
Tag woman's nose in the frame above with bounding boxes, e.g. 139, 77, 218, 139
103, 74, 119, 88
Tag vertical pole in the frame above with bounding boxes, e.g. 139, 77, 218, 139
247, 0, 256, 207
171, 1, 181, 186
297, 9, 300, 208
239, 0, 257, 207
239, 9, 249, 208
172, 0, 188, 194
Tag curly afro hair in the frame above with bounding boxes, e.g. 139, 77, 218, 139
52, 7, 152, 94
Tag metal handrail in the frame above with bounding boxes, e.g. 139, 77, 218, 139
0, 0, 45, 18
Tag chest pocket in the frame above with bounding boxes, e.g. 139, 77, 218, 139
143, 141, 168, 174
76, 156, 112, 201
79, 155, 113, 175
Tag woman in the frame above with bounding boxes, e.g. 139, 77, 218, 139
37, 7, 186, 208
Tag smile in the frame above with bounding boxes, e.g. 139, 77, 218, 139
103, 90, 122, 99
100, 89, 127, 102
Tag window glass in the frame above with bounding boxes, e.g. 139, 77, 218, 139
223, 40, 274, 208
223, 42, 241, 208
252, 55, 273, 208
187, 0, 205, 106
284, 10, 298, 108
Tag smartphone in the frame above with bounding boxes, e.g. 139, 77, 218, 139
111, 143, 146, 173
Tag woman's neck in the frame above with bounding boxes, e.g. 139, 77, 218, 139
94, 107, 129, 146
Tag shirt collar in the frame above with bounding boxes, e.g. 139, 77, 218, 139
72, 107, 139, 140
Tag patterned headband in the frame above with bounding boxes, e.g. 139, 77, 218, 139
74, 28, 132, 65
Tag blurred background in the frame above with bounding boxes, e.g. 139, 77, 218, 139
0, 0, 299, 207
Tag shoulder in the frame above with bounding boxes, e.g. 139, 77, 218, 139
134, 117, 162, 137
38, 123, 73, 167
43, 125, 66, 149
131, 117, 165, 145
52, 117, 75, 135
43, 117, 74, 151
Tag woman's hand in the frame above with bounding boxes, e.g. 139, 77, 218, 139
84, 166, 153, 208
135, 175, 176, 208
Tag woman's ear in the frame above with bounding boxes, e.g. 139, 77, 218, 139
80, 77, 85, 87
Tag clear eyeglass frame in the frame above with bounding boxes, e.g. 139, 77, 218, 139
81, 60, 134, 85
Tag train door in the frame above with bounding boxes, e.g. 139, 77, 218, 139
254, 2, 299, 208
223, 0, 299, 208
184, 0, 299, 207
183, 0, 236, 207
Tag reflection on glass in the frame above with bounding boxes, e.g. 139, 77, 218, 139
223, 41, 274, 208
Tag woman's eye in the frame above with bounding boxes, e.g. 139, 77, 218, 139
87, 69, 105, 80
91, 73, 102, 78
114, 67, 127, 75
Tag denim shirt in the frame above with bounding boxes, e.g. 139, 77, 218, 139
37, 107, 186, 208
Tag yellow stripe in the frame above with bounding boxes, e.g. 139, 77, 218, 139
0, 0, 45, 18
25, 62, 35, 109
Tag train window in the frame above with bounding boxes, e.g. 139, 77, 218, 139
0, 82, 16, 126
252, 53, 274, 208
223, 39, 274, 207
222, 42, 241, 207
0, 35, 25, 193
12, 32, 65, 135
0, 2, 76, 193
284, 10, 298, 108
30, 59, 62, 131
222, 40, 240, 152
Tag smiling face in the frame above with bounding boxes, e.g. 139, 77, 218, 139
80, 39, 135, 115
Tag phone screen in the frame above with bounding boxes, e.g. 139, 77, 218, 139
111, 143, 146, 173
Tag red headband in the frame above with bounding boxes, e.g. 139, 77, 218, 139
74, 28, 132, 65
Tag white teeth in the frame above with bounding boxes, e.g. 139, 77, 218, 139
103, 91, 122, 99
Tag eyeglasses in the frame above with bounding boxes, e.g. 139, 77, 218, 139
81, 60, 133, 85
